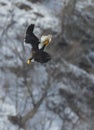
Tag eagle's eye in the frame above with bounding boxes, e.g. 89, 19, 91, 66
44, 39, 49, 46
27, 59, 31, 64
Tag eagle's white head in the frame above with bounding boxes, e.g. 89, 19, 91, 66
39, 34, 52, 49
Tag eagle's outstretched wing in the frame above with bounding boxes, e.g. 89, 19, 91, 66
24, 24, 40, 51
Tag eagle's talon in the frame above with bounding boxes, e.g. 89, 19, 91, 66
27, 59, 31, 64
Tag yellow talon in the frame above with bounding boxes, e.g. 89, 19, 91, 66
27, 59, 31, 64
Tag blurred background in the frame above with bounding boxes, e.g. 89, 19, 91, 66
0, 0, 94, 130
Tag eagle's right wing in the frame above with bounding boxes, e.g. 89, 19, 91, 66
26, 24, 34, 35
24, 24, 40, 51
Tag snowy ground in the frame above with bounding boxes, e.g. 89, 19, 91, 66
0, 0, 61, 129
0, 0, 94, 130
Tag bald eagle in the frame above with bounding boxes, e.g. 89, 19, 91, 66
24, 24, 52, 64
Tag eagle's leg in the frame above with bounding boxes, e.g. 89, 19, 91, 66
27, 57, 33, 64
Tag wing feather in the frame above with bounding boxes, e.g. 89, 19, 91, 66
24, 24, 40, 51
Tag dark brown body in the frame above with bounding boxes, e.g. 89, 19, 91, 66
30, 50, 51, 63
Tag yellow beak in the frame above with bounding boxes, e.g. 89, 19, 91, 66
27, 59, 31, 64
44, 39, 49, 46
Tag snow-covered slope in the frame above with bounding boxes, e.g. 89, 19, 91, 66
0, 0, 94, 130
